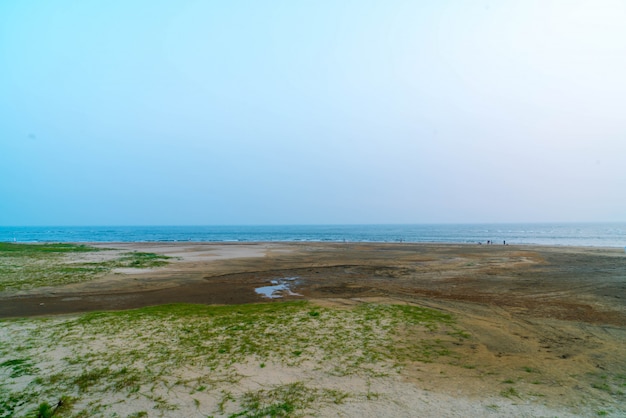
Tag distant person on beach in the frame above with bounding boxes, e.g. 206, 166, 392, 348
503, 240, 506, 245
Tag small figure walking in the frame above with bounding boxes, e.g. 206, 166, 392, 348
503, 240, 506, 245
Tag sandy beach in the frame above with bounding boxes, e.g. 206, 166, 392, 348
1, 242, 625, 417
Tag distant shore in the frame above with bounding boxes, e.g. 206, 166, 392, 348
2, 223, 625, 247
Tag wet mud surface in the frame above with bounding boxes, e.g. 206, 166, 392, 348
2, 243, 625, 325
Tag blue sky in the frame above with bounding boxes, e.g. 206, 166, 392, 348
1, 0, 625, 225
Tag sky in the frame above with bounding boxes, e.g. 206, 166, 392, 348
1, 0, 625, 226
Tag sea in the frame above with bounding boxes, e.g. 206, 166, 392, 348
1, 223, 625, 248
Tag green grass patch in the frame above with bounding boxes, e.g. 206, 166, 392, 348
588, 372, 626, 397
0, 301, 463, 417
0, 244, 170, 292
30, 396, 73, 418
116, 252, 170, 268
0, 359, 37, 378
230, 382, 348, 417
0, 243, 97, 255
500, 387, 520, 398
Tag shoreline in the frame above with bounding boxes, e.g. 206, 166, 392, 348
5, 240, 626, 250
3, 222, 625, 249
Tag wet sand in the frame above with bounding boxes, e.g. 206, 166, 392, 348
2, 242, 625, 414
2, 242, 625, 323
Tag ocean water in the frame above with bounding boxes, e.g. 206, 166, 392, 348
1, 224, 625, 248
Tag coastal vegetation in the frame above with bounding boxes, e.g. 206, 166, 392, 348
0, 243, 170, 292
0, 301, 466, 417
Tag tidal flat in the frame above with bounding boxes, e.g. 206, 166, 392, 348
1, 242, 625, 417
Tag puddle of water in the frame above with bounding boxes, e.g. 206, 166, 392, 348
255, 277, 301, 299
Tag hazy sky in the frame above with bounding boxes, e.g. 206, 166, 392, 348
1, 1, 625, 225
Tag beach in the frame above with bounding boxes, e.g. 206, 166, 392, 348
1, 242, 625, 416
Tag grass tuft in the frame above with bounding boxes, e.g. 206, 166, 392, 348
500, 387, 520, 398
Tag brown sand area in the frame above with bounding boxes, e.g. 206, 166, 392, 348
2, 242, 626, 416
